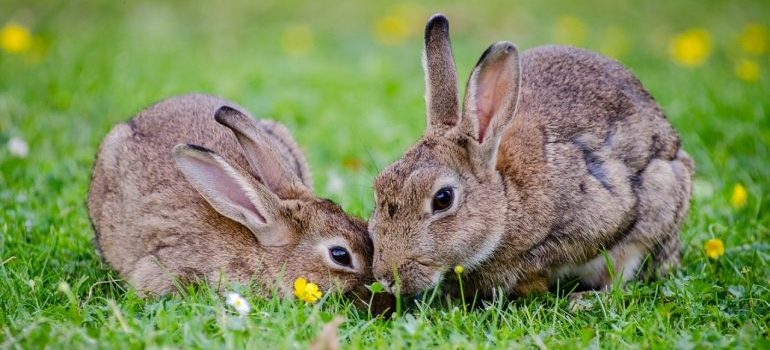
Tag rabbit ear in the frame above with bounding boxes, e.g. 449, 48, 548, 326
423, 14, 460, 132
214, 106, 307, 197
173, 144, 292, 247
461, 41, 521, 163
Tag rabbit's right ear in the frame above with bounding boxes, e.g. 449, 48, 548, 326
214, 106, 308, 198
460, 41, 521, 169
423, 14, 460, 132
173, 144, 292, 247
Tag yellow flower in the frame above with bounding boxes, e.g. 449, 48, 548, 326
454, 265, 464, 275
553, 16, 587, 46
374, 15, 410, 46
281, 25, 314, 57
1, 23, 32, 54
735, 58, 760, 82
373, 3, 422, 47
704, 238, 725, 260
730, 183, 748, 209
669, 29, 711, 67
294, 277, 323, 303
739, 23, 767, 55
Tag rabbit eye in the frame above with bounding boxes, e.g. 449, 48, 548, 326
432, 187, 454, 213
329, 246, 352, 267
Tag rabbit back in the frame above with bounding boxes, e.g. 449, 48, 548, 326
88, 94, 309, 292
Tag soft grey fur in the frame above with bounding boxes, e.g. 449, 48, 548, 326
368, 14, 693, 297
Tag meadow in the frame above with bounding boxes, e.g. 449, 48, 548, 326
1, 0, 768, 348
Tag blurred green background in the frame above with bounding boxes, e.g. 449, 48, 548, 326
1, 0, 768, 348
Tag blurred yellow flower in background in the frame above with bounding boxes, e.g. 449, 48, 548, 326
730, 183, 748, 209
375, 16, 409, 46
454, 265, 464, 274
1, 22, 32, 54
704, 238, 725, 260
735, 58, 760, 82
294, 277, 322, 303
281, 25, 314, 57
669, 29, 711, 67
553, 16, 587, 46
739, 23, 767, 55
373, 3, 423, 46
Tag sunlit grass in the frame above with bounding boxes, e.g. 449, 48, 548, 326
1, 0, 768, 348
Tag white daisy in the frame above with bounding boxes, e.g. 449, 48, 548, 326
7, 137, 28, 158
325, 170, 344, 196
225, 292, 251, 316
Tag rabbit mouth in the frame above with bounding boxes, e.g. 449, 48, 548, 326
392, 262, 445, 295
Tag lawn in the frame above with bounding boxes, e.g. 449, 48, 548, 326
1, 0, 769, 348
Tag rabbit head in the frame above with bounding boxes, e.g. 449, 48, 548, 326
173, 106, 374, 296
369, 14, 521, 295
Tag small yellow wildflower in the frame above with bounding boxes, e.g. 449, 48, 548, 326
454, 265, 464, 275
374, 15, 410, 46
704, 238, 725, 260
281, 25, 314, 57
1, 22, 32, 54
294, 277, 322, 303
730, 183, 748, 209
389, 2, 424, 26
739, 23, 767, 55
669, 29, 711, 67
373, 3, 422, 47
735, 59, 760, 82
552, 16, 587, 46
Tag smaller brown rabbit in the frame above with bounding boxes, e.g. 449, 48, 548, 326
88, 94, 374, 298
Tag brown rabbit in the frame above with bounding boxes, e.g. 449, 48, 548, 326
88, 94, 374, 298
369, 14, 693, 297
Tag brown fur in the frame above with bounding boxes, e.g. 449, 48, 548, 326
88, 94, 375, 298
369, 15, 693, 297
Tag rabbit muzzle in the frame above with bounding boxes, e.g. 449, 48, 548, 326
373, 257, 444, 295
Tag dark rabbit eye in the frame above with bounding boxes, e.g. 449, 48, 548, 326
432, 187, 454, 213
329, 246, 352, 267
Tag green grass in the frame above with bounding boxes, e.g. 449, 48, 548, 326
1, 0, 769, 348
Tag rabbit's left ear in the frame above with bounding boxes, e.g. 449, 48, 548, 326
172, 144, 293, 247
423, 14, 461, 133
461, 41, 521, 167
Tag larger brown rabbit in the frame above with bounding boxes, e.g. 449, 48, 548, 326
88, 94, 374, 298
369, 15, 693, 297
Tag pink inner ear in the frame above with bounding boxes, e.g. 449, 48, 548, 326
188, 157, 266, 223
475, 60, 509, 142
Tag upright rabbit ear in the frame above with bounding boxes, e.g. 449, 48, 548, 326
214, 106, 308, 198
423, 14, 460, 132
461, 42, 521, 165
173, 144, 292, 247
